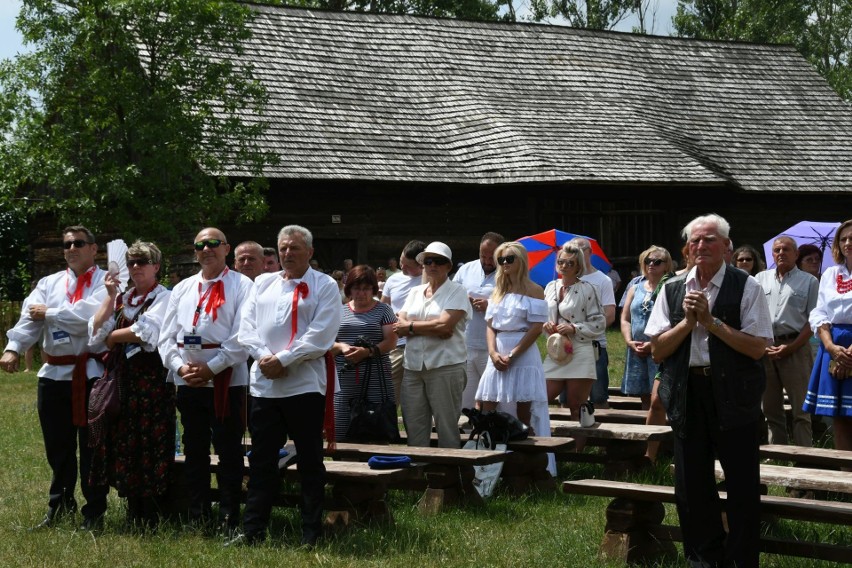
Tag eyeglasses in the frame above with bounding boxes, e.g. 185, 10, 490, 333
556, 259, 576, 267
497, 255, 516, 265
644, 258, 664, 266
194, 239, 225, 251
423, 257, 450, 266
126, 258, 151, 267
736, 257, 753, 263
63, 239, 91, 250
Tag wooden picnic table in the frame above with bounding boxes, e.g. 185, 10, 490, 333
550, 420, 673, 477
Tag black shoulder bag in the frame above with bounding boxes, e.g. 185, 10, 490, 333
345, 355, 401, 444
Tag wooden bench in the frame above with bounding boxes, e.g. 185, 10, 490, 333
550, 407, 653, 425
395, 433, 575, 498
714, 460, 852, 496
562, 478, 852, 564
550, 420, 673, 477
760, 444, 852, 470
172, 451, 422, 528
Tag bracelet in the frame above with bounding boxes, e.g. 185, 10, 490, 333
409, 322, 415, 335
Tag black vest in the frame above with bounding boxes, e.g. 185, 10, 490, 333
657, 267, 766, 437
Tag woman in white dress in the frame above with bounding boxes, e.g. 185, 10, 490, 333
543, 243, 606, 435
476, 242, 547, 431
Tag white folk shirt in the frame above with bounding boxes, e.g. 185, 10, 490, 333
382, 271, 422, 347
401, 279, 471, 371
580, 269, 616, 348
238, 268, 342, 399
645, 264, 773, 367
88, 285, 171, 353
158, 268, 251, 387
808, 264, 852, 331
452, 260, 497, 351
6, 267, 107, 380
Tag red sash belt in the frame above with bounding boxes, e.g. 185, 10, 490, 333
213, 367, 233, 421
324, 351, 336, 452
44, 352, 106, 427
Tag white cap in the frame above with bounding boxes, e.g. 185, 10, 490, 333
416, 241, 452, 264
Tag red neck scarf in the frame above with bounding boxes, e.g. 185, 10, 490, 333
67, 266, 95, 304
200, 268, 229, 322
286, 281, 310, 349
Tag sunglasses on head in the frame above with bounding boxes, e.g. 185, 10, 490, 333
497, 254, 516, 265
63, 239, 91, 250
126, 258, 152, 268
556, 259, 576, 267
644, 258, 664, 266
423, 257, 450, 266
194, 239, 225, 251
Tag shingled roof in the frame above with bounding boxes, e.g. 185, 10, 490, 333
225, 4, 852, 192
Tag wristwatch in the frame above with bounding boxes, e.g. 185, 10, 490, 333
508, 352, 515, 360
710, 317, 723, 332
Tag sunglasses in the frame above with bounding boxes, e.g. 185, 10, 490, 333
644, 258, 665, 266
423, 257, 450, 266
126, 258, 152, 268
556, 259, 576, 267
497, 255, 516, 265
194, 239, 225, 251
736, 257, 753, 263
63, 239, 92, 250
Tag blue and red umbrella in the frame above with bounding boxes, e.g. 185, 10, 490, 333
517, 229, 612, 287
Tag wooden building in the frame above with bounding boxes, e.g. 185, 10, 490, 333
29, 5, 852, 279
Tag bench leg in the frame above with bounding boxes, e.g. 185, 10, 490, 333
599, 498, 678, 564
327, 482, 394, 529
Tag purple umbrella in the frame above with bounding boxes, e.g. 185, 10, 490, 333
763, 221, 840, 274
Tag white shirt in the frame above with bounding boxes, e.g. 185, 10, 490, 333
580, 269, 616, 347
382, 270, 422, 347
401, 279, 471, 370
238, 268, 342, 398
88, 285, 170, 353
6, 267, 107, 381
645, 264, 773, 367
453, 260, 497, 351
158, 268, 252, 386
809, 264, 852, 331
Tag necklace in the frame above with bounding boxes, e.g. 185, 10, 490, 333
837, 273, 852, 294
126, 285, 155, 307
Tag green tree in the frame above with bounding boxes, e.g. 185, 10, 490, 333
674, 1, 851, 100
0, 0, 277, 248
284, 0, 501, 21
527, 0, 633, 29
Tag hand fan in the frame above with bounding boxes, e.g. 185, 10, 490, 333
106, 239, 129, 290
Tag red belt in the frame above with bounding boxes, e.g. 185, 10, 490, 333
44, 352, 106, 427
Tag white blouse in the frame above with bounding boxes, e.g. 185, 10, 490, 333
486, 292, 548, 332
809, 264, 852, 330
401, 279, 471, 371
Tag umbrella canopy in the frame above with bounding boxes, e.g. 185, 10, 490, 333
517, 229, 612, 287
763, 220, 840, 274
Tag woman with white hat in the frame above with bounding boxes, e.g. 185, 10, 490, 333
393, 242, 472, 448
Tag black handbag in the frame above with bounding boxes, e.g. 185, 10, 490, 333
345, 356, 400, 443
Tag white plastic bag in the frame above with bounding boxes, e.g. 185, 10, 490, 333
462, 431, 507, 498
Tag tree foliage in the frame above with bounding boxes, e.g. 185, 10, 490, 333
674, 0, 852, 100
525, 0, 633, 30
283, 0, 502, 21
0, 0, 278, 249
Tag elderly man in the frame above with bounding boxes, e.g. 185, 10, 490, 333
381, 240, 426, 406
646, 213, 772, 568
569, 237, 616, 408
159, 227, 252, 534
756, 237, 818, 449
231, 225, 341, 547
233, 241, 264, 281
1, 225, 109, 531
453, 231, 504, 411
262, 246, 280, 273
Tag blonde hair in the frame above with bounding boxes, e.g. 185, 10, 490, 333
492, 242, 535, 303
638, 245, 673, 277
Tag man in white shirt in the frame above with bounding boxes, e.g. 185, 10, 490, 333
159, 227, 252, 534
231, 225, 341, 547
569, 237, 616, 408
1, 225, 109, 531
233, 241, 264, 281
453, 232, 504, 411
381, 240, 426, 406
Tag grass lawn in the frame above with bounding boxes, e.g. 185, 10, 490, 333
0, 329, 844, 567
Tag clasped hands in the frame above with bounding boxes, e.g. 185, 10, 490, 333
829, 344, 852, 380
542, 321, 574, 336
682, 291, 714, 328
179, 362, 215, 387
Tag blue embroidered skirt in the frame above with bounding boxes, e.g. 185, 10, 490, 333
803, 324, 852, 417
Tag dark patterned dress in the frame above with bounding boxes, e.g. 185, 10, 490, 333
89, 285, 175, 503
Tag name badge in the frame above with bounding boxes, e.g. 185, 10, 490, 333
125, 344, 142, 359
52, 330, 71, 345
182, 335, 202, 351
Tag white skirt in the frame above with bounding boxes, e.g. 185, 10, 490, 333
476, 331, 548, 403
542, 337, 596, 379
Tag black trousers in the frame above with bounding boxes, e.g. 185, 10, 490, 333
176, 385, 246, 525
37, 377, 108, 519
243, 392, 326, 539
674, 373, 761, 568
